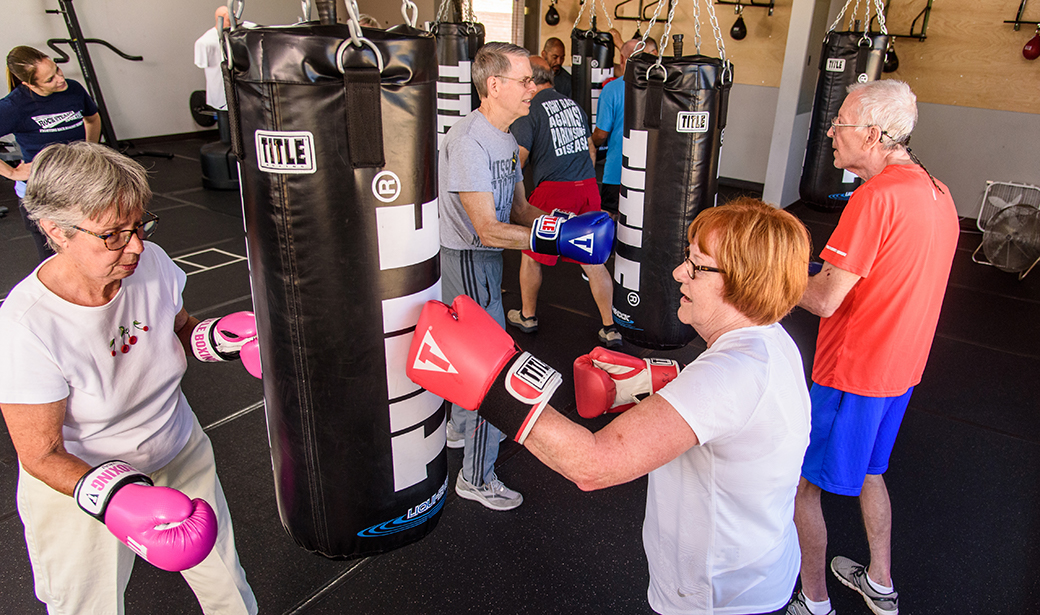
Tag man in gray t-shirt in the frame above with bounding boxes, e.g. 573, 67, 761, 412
438, 42, 545, 512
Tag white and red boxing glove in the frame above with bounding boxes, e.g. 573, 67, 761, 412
190, 311, 262, 378
75, 461, 218, 572
406, 295, 563, 444
573, 347, 681, 418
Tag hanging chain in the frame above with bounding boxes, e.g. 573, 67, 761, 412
829, 0, 887, 35
704, 0, 726, 62
691, 0, 701, 54
599, 0, 615, 31
338, 0, 384, 72
574, 0, 589, 29
401, 0, 418, 27
873, 0, 888, 34
436, 0, 448, 23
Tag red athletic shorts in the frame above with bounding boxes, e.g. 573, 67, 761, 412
523, 178, 602, 266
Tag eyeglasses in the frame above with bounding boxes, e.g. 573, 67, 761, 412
829, 117, 873, 130
72, 212, 159, 250
495, 74, 535, 88
683, 246, 725, 279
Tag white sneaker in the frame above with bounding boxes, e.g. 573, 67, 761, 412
454, 470, 523, 511
446, 420, 464, 449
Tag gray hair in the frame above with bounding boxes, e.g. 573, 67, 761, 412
847, 80, 917, 150
531, 59, 554, 86
472, 42, 530, 99
23, 141, 151, 251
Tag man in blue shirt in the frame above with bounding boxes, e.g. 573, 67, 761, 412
591, 36, 656, 217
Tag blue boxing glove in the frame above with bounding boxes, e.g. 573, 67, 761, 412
530, 211, 615, 265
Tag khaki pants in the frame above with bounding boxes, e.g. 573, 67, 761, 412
17, 414, 257, 614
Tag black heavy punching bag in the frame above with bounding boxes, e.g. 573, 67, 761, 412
612, 53, 732, 349
570, 27, 614, 128
799, 31, 888, 212
222, 15, 447, 558
432, 21, 484, 149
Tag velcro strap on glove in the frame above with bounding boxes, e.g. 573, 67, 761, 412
530, 215, 564, 255
482, 351, 563, 444
75, 460, 153, 521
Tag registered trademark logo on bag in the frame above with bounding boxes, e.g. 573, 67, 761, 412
826, 58, 845, 72
372, 170, 402, 203
255, 130, 316, 174
676, 112, 709, 133
857, 73, 869, 83
627, 292, 640, 307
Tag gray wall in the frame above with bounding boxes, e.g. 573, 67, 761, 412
718, 84, 779, 186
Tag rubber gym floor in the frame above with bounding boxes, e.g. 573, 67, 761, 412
1, 134, 1038, 614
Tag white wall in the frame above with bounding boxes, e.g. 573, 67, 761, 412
912, 103, 1040, 219
2, 1, 321, 140
718, 84, 779, 186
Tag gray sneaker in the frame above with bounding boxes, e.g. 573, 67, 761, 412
598, 324, 623, 348
455, 470, 523, 511
506, 309, 538, 333
785, 591, 835, 615
830, 556, 898, 615
446, 420, 464, 449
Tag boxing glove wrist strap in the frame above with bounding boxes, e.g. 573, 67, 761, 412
530, 215, 564, 255
481, 351, 563, 445
75, 460, 153, 521
191, 317, 236, 362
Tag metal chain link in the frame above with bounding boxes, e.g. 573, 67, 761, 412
401, 0, 418, 27
691, 0, 701, 55
704, 0, 726, 61
339, 0, 384, 73
574, 0, 589, 29
873, 0, 888, 34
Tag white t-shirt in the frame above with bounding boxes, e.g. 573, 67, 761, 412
0, 242, 194, 473
650, 323, 811, 615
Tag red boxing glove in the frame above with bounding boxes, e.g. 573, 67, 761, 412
406, 295, 562, 444
75, 461, 218, 572
573, 347, 681, 418
190, 311, 262, 379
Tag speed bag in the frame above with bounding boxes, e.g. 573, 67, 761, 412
799, 31, 889, 212
223, 23, 447, 559
570, 28, 614, 128
432, 21, 484, 149
612, 53, 732, 350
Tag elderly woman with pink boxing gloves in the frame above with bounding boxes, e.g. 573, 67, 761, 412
0, 141, 258, 614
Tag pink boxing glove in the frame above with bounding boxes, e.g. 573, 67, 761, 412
75, 461, 218, 572
191, 311, 262, 379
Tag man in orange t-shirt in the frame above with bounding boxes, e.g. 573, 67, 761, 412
785, 81, 958, 615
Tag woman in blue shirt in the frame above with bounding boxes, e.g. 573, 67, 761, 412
2, 46, 101, 261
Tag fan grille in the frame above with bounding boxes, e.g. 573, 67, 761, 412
981, 205, 1040, 273
976, 182, 1040, 232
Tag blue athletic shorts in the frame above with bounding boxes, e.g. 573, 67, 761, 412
800, 383, 913, 496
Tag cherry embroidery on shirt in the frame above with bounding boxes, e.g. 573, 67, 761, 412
109, 321, 149, 356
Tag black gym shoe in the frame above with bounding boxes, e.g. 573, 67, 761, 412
830, 556, 898, 615
598, 324, 622, 348
507, 309, 538, 333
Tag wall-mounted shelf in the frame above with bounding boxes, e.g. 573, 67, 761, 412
867, 0, 934, 41
1005, 0, 1039, 30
